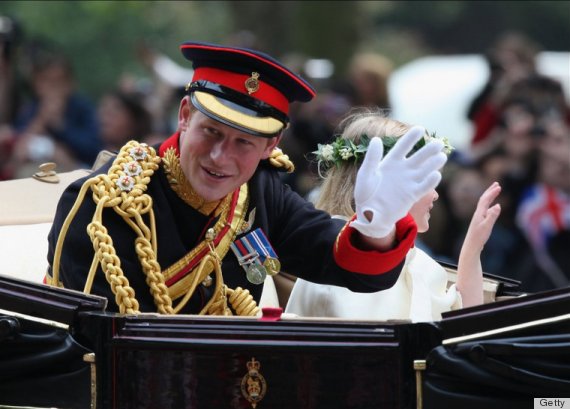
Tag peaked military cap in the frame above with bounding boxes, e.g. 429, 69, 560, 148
180, 41, 316, 137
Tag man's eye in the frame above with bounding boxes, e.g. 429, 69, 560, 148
238, 138, 253, 146
204, 127, 219, 136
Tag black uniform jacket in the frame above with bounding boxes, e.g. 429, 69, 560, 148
47, 134, 416, 314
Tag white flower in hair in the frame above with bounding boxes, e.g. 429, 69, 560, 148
321, 144, 335, 161
339, 146, 353, 160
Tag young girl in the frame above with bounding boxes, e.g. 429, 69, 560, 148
285, 110, 501, 322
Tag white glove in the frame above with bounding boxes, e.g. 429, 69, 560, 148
351, 126, 448, 238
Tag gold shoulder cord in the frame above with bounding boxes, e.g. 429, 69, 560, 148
51, 141, 294, 316
268, 148, 295, 173
51, 141, 172, 314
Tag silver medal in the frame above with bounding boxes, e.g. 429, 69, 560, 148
246, 263, 267, 285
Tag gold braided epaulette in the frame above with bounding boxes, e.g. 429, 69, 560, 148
105, 141, 161, 200
268, 148, 295, 173
84, 140, 176, 314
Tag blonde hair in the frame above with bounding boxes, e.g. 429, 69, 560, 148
315, 108, 410, 217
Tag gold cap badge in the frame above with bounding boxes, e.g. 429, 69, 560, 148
245, 72, 260, 95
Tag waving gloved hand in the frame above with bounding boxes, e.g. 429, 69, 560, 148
351, 126, 448, 238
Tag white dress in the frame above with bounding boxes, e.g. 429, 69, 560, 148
285, 247, 462, 322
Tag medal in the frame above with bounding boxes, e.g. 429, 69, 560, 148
263, 257, 280, 276
231, 228, 281, 285
246, 263, 267, 285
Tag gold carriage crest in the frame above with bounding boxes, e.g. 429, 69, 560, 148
240, 357, 267, 408
245, 72, 260, 95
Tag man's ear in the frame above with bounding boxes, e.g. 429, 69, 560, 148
178, 96, 192, 131
261, 134, 283, 159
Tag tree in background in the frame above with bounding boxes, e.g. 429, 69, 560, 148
2, 1, 567, 106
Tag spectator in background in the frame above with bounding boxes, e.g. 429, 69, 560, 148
281, 87, 352, 198
471, 75, 568, 230
467, 31, 538, 147
135, 41, 193, 140
8, 48, 101, 177
471, 94, 540, 231
0, 15, 21, 126
345, 51, 393, 110
279, 53, 351, 199
431, 71, 570, 293
97, 90, 153, 152
515, 110, 570, 291
0, 15, 22, 180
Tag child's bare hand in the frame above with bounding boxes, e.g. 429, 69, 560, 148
464, 182, 502, 254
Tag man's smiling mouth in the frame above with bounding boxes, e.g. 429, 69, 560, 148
204, 167, 228, 178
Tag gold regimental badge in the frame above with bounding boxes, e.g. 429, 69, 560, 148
238, 208, 257, 235
241, 357, 267, 408
245, 72, 260, 94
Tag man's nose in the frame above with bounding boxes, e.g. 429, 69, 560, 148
210, 139, 232, 163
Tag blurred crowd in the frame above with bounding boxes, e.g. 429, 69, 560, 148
421, 33, 570, 293
1, 18, 568, 294
0, 17, 184, 179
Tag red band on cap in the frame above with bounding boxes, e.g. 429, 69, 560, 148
192, 67, 289, 115
181, 43, 316, 100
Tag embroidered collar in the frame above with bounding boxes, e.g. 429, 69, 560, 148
162, 146, 230, 216
160, 132, 229, 216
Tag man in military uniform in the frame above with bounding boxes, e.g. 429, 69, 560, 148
46, 41, 446, 315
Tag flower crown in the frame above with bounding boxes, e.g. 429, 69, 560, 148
313, 131, 454, 173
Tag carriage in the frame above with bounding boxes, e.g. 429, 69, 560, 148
0, 164, 568, 409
